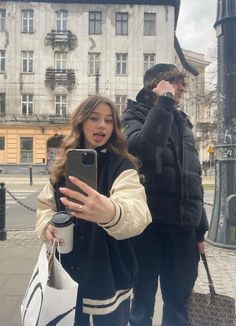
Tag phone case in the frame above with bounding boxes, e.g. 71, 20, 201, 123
66, 149, 97, 202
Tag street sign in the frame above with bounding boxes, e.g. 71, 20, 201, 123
207, 145, 214, 153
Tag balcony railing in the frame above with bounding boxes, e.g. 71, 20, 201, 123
45, 30, 77, 50
45, 68, 76, 91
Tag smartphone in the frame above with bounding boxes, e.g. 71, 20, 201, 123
66, 149, 97, 203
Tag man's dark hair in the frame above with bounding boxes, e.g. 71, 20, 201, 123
143, 63, 187, 89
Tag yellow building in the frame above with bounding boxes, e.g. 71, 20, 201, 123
0, 119, 69, 172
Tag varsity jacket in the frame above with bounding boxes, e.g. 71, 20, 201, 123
36, 149, 151, 315
121, 88, 208, 240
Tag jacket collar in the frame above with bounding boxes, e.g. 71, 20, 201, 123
136, 87, 157, 107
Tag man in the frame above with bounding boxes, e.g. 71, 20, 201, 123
121, 63, 208, 326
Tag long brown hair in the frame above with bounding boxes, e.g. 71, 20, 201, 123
50, 95, 138, 183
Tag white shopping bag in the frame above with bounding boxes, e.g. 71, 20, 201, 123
21, 243, 78, 326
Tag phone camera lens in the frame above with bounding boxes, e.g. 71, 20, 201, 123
82, 152, 95, 165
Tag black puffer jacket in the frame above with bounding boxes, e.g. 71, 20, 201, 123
121, 88, 208, 240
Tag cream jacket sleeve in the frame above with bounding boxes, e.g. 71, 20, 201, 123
35, 181, 57, 242
98, 169, 152, 240
36, 169, 152, 241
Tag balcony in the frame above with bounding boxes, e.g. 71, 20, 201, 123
45, 68, 76, 91
45, 30, 78, 50
0, 113, 70, 125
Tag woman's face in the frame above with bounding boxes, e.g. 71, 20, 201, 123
82, 102, 114, 149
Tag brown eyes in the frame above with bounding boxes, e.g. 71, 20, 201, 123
90, 116, 113, 124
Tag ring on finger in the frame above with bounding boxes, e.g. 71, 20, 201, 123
78, 204, 83, 213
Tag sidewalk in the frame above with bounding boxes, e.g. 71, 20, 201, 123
1, 174, 236, 326
0, 231, 41, 326
0, 232, 236, 326
1, 173, 215, 188
202, 174, 215, 187
1, 172, 214, 181
0, 174, 49, 190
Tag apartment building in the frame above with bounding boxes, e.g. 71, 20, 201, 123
182, 49, 215, 162
0, 0, 202, 172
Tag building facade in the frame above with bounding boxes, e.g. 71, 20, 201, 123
182, 49, 215, 163
0, 0, 203, 173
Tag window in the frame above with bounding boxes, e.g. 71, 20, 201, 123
0, 9, 6, 32
56, 10, 67, 31
0, 50, 5, 72
20, 137, 33, 163
89, 11, 102, 35
22, 51, 33, 73
55, 52, 66, 70
116, 53, 127, 75
22, 10, 34, 33
144, 53, 155, 72
55, 95, 67, 116
144, 13, 156, 36
115, 95, 127, 115
21, 94, 33, 116
88, 53, 100, 75
116, 12, 128, 35
0, 137, 4, 150
0, 93, 5, 116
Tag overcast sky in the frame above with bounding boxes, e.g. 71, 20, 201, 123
176, 0, 217, 58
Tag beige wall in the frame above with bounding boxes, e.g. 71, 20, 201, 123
0, 1, 201, 166
0, 2, 176, 113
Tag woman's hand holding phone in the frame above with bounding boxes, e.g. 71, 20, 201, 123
59, 176, 116, 224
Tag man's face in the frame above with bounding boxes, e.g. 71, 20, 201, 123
170, 78, 186, 105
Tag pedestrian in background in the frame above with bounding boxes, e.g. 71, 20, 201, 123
36, 95, 151, 326
202, 160, 208, 176
121, 64, 209, 326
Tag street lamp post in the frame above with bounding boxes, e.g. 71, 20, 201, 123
95, 70, 100, 95
207, 0, 236, 248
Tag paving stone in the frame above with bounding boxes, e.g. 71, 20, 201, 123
0, 227, 236, 325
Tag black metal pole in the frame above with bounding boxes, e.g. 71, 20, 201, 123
207, 0, 236, 249
0, 182, 7, 241
29, 165, 33, 186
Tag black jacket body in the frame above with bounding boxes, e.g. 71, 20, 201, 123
53, 150, 138, 313
121, 88, 208, 240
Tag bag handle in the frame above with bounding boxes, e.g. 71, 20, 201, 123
47, 238, 61, 261
47, 238, 62, 276
201, 253, 216, 298
54, 236, 61, 263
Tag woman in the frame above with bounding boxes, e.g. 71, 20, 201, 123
36, 95, 151, 326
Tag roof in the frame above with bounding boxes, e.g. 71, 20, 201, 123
174, 35, 199, 76
3, 0, 179, 3
2, 0, 180, 26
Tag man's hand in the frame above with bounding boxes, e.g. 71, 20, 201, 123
152, 80, 175, 97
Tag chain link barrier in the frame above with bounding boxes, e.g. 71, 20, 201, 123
6, 189, 36, 213
204, 201, 214, 207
